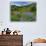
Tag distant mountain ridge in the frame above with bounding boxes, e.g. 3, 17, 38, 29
11, 2, 36, 12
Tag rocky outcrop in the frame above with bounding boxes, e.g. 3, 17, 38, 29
32, 38, 46, 43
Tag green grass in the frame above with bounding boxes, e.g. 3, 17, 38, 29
11, 13, 36, 21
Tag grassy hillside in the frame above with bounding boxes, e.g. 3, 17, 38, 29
10, 2, 36, 21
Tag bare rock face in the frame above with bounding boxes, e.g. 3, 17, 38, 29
32, 38, 46, 43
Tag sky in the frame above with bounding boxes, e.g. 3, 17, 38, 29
10, 2, 32, 6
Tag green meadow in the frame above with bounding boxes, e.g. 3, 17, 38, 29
10, 2, 36, 21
